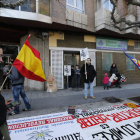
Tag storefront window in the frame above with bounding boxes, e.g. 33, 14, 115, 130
21, 0, 36, 13
3, 0, 19, 10
102, 53, 112, 71
39, 0, 50, 16
126, 54, 134, 70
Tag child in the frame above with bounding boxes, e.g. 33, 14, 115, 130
75, 65, 81, 88
103, 73, 109, 90
109, 73, 118, 87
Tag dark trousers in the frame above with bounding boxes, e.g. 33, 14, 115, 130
3, 75, 10, 89
75, 77, 80, 88
68, 76, 72, 88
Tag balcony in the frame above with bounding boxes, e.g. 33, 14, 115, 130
0, 0, 52, 24
95, 7, 137, 35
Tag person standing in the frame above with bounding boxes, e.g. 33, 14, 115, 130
103, 73, 109, 90
80, 58, 96, 99
3, 62, 10, 89
110, 63, 118, 76
68, 65, 74, 89
0, 47, 13, 140
75, 65, 81, 89
7, 54, 31, 115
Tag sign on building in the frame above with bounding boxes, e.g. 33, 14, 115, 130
80, 48, 89, 61
96, 37, 127, 51
64, 65, 71, 76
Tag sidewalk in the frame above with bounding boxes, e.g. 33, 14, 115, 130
2, 83, 140, 100
2, 83, 139, 120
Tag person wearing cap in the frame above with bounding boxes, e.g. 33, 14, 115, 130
7, 54, 31, 115
0, 48, 12, 140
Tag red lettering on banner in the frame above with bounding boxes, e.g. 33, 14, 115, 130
77, 114, 111, 129
8, 115, 74, 130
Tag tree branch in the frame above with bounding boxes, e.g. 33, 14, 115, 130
0, 0, 27, 9
110, 0, 140, 31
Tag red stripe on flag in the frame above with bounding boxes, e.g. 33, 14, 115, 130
13, 59, 45, 82
24, 36, 41, 60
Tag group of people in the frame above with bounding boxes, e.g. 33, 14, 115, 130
103, 63, 121, 90
68, 58, 96, 100
0, 48, 31, 140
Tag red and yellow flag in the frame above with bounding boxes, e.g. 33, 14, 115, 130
13, 35, 46, 82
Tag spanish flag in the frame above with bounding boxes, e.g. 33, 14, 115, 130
13, 35, 46, 82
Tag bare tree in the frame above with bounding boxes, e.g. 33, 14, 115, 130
0, 0, 27, 9
110, 0, 140, 31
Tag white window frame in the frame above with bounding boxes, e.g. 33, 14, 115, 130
134, 41, 140, 49
66, 0, 84, 13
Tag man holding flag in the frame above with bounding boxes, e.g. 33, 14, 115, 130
7, 35, 46, 115
7, 54, 31, 115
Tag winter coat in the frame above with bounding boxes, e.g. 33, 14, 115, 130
69, 69, 74, 77
103, 73, 109, 84
109, 73, 118, 82
110, 67, 118, 76
75, 69, 81, 78
7, 66, 25, 86
0, 94, 6, 127
80, 63, 96, 83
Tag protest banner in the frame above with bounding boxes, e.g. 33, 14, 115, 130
8, 112, 88, 140
74, 103, 140, 140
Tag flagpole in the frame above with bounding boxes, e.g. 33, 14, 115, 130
0, 66, 13, 92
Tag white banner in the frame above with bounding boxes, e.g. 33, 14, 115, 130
8, 112, 88, 140
64, 65, 71, 76
74, 103, 140, 140
80, 48, 89, 61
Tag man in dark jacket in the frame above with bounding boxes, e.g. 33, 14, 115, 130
7, 54, 31, 115
80, 58, 96, 99
68, 65, 75, 89
0, 48, 12, 140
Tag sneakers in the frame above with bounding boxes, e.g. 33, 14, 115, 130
22, 108, 32, 111
91, 96, 96, 99
9, 112, 19, 116
85, 96, 87, 99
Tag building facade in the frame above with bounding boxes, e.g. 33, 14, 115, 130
0, 0, 140, 90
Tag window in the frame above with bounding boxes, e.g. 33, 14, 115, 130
104, 0, 113, 11
66, 0, 84, 13
21, 0, 36, 13
39, 0, 50, 16
4, 0, 19, 10
134, 41, 140, 49
126, 54, 134, 70
102, 53, 112, 71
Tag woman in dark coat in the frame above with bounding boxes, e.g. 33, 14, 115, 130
110, 63, 121, 88
110, 63, 118, 76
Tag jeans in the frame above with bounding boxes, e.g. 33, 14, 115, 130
0, 122, 11, 140
68, 76, 72, 88
108, 81, 111, 86
84, 82, 94, 97
12, 85, 31, 113
75, 77, 80, 88
104, 84, 108, 87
